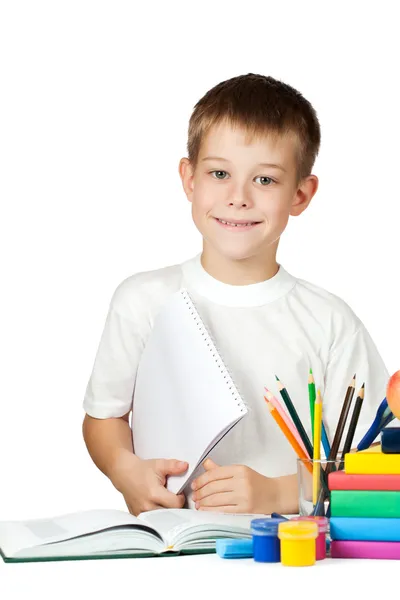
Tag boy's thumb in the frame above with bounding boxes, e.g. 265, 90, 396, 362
203, 458, 218, 470
159, 459, 188, 475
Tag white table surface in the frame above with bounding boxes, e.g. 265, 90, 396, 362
0, 551, 396, 600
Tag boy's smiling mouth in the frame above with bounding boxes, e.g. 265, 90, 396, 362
214, 217, 262, 229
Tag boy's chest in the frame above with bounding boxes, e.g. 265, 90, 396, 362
193, 300, 328, 408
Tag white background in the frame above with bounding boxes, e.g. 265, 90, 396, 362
1, 0, 399, 595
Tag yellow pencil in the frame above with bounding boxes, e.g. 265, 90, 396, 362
312, 389, 323, 505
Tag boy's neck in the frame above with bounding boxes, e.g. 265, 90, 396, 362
200, 246, 280, 286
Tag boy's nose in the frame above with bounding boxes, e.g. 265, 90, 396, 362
229, 201, 247, 207
228, 196, 252, 208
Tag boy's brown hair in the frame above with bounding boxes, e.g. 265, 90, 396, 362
187, 73, 321, 186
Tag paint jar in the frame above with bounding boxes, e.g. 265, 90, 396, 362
291, 516, 328, 560
278, 521, 318, 566
251, 517, 286, 562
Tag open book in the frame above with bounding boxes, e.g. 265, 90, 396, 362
132, 289, 248, 494
0, 508, 270, 563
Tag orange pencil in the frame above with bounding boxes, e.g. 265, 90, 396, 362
264, 387, 309, 457
265, 398, 313, 475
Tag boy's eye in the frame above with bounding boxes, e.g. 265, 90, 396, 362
255, 176, 274, 186
209, 171, 274, 186
210, 170, 228, 180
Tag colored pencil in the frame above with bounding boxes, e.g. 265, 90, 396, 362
275, 375, 314, 459
339, 383, 365, 470
357, 398, 394, 451
264, 387, 309, 457
313, 389, 323, 505
265, 398, 313, 474
309, 369, 331, 458
313, 376, 357, 516
271, 513, 289, 520
326, 374, 356, 474
321, 425, 331, 459
308, 368, 316, 439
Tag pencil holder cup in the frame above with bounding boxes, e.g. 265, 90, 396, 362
297, 457, 343, 518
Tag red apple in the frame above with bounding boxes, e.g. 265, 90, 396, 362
387, 370, 400, 418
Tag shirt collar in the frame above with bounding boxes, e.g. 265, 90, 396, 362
181, 253, 297, 307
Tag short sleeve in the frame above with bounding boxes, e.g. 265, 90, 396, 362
82, 306, 145, 419
322, 323, 390, 454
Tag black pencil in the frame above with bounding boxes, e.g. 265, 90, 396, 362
320, 382, 364, 518
326, 373, 356, 475
339, 383, 365, 470
275, 375, 314, 459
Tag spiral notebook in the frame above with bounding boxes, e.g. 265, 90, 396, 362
131, 289, 248, 494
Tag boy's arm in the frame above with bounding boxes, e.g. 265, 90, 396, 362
322, 321, 390, 452
274, 473, 299, 514
82, 412, 138, 489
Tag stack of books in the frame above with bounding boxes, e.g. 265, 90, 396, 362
329, 439, 400, 560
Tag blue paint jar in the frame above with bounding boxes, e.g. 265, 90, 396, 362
251, 517, 286, 562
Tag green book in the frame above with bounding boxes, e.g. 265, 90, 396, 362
330, 490, 400, 518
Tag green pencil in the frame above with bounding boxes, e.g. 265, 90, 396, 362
275, 374, 313, 459
308, 368, 316, 439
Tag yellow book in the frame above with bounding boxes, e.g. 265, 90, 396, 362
357, 444, 382, 454
345, 445, 400, 474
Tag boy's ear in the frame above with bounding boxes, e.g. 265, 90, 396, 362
290, 174, 319, 216
179, 157, 195, 202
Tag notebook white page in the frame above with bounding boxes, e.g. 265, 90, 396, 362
132, 289, 248, 493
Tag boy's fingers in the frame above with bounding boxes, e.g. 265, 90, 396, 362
193, 479, 233, 501
155, 486, 186, 509
203, 458, 219, 470
192, 466, 234, 491
155, 459, 188, 475
196, 491, 236, 508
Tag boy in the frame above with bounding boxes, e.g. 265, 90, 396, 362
82, 73, 389, 517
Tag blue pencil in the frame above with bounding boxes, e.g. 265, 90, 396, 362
357, 398, 395, 451
321, 423, 331, 458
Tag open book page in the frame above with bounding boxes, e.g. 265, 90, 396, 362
138, 508, 269, 550
0, 509, 158, 558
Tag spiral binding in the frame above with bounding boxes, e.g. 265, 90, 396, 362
180, 288, 249, 414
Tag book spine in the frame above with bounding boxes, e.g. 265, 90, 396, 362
330, 490, 400, 518
331, 540, 400, 560
328, 471, 400, 491
344, 453, 400, 474
330, 517, 400, 542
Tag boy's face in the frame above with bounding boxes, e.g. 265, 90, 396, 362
179, 120, 317, 264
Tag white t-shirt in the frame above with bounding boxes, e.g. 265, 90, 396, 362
83, 253, 390, 502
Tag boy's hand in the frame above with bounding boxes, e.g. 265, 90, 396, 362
191, 458, 279, 514
111, 449, 188, 516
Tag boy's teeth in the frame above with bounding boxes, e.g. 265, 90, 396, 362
219, 219, 256, 227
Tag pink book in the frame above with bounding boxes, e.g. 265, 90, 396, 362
331, 540, 400, 560
328, 470, 400, 491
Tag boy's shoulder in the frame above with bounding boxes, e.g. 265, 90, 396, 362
108, 259, 185, 321
293, 273, 363, 344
